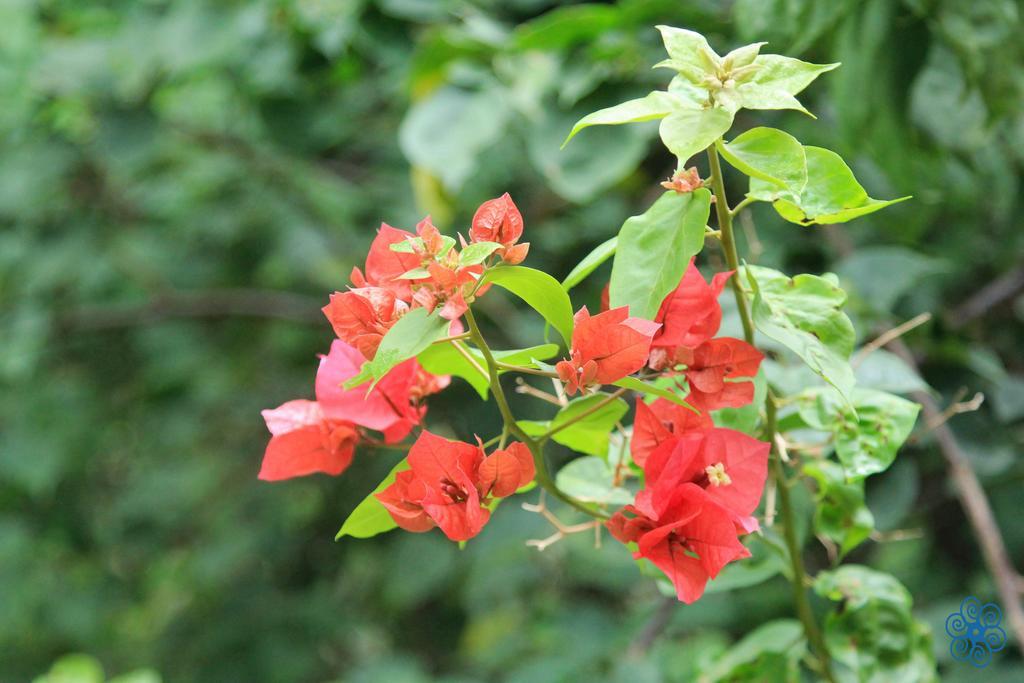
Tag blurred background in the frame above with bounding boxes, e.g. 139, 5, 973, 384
2, 0, 1023, 681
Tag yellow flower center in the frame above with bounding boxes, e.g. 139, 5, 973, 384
705, 462, 731, 487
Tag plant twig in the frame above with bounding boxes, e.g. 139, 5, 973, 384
540, 387, 629, 442
522, 493, 600, 551
464, 307, 604, 519
888, 337, 1024, 655
851, 312, 932, 368
450, 340, 488, 378
514, 378, 564, 406
628, 596, 677, 657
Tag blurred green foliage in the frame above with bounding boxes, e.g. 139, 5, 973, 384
1, 0, 1022, 681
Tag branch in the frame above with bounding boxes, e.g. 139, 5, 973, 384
947, 263, 1024, 329
887, 338, 1024, 654
851, 312, 932, 368
58, 288, 325, 330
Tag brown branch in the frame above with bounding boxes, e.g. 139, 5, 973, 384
888, 338, 1024, 654
851, 312, 932, 368
57, 289, 325, 330
947, 264, 1024, 329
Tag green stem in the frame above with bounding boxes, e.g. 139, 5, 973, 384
539, 388, 629, 442
706, 142, 834, 681
495, 362, 559, 378
463, 307, 604, 519
706, 144, 755, 343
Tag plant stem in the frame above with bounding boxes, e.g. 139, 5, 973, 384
706, 144, 755, 343
495, 362, 559, 377
463, 307, 604, 519
540, 387, 629, 442
706, 142, 834, 681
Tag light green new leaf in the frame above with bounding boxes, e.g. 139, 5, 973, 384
336, 459, 410, 540
561, 236, 616, 292
654, 25, 719, 82
459, 241, 503, 266
718, 127, 807, 191
744, 265, 856, 401
736, 54, 839, 115
562, 91, 681, 147
609, 190, 711, 320
804, 459, 874, 558
754, 147, 911, 225
658, 106, 735, 163
484, 265, 575, 345
344, 308, 449, 389
519, 392, 629, 457
418, 343, 560, 399
554, 456, 634, 506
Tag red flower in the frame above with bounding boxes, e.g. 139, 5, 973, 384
411, 260, 481, 321
376, 432, 535, 541
315, 340, 446, 443
351, 224, 423, 300
322, 287, 409, 360
470, 193, 530, 264
555, 306, 660, 395
652, 260, 732, 354
259, 400, 358, 481
684, 337, 764, 411
644, 427, 770, 533
607, 483, 750, 603
631, 398, 712, 468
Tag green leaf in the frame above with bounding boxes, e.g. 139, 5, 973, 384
836, 246, 947, 313
704, 533, 786, 594
853, 350, 931, 395
336, 459, 409, 540
654, 25, 719, 82
33, 654, 105, 683
399, 85, 510, 191
562, 91, 681, 147
417, 343, 560, 399
389, 237, 422, 253
520, 392, 629, 457
744, 265, 856, 401
658, 106, 735, 163
836, 389, 920, 478
344, 308, 449, 389
796, 387, 920, 478
458, 241, 503, 266
554, 456, 634, 505
484, 265, 575, 345
609, 190, 711, 320
397, 266, 431, 279
561, 236, 616, 291
701, 619, 805, 683
736, 54, 839, 115
753, 147, 911, 225
611, 375, 693, 409
718, 127, 807, 191
804, 459, 874, 558
815, 566, 938, 682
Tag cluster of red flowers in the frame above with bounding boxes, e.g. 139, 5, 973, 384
376, 432, 534, 541
548, 261, 768, 602
259, 194, 528, 481
258, 192, 769, 603
323, 192, 528, 352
